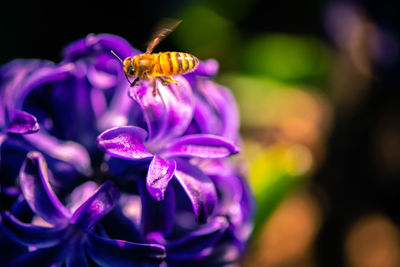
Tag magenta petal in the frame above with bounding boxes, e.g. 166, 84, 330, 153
86, 232, 166, 266
7, 110, 39, 134
146, 156, 176, 201
174, 159, 217, 223
70, 181, 120, 232
19, 152, 71, 226
162, 134, 239, 159
0, 211, 66, 248
97, 126, 153, 160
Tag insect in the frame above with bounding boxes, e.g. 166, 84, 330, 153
111, 19, 199, 96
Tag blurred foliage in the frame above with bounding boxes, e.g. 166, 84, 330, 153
247, 143, 312, 234
172, 3, 240, 69
240, 35, 332, 87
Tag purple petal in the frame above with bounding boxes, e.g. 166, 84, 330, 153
7, 241, 69, 267
0, 225, 28, 264
62, 33, 139, 61
146, 156, 176, 201
210, 84, 240, 141
100, 195, 142, 242
162, 134, 239, 159
5, 63, 74, 112
191, 59, 219, 77
7, 110, 39, 134
87, 63, 118, 89
0, 211, 66, 248
65, 238, 88, 267
19, 152, 71, 226
139, 178, 175, 239
49, 67, 98, 150
213, 172, 245, 225
166, 216, 229, 261
193, 80, 240, 142
0, 60, 52, 128
174, 159, 217, 223
86, 232, 166, 267
130, 76, 194, 145
192, 96, 222, 135
66, 181, 99, 214
97, 126, 153, 160
24, 131, 92, 176
70, 181, 120, 232
97, 81, 141, 131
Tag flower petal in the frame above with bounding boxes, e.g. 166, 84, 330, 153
191, 59, 219, 77
97, 126, 153, 160
65, 238, 88, 267
0, 225, 28, 264
192, 80, 240, 142
162, 134, 239, 159
100, 195, 142, 242
138, 178, 175, 239
86, 232, 166, 267
19, 152, 71, 226
7, 110, 39, 134
49, 67, 98, 151
146, 156, 176, 201
0, 211, 65, 248
7, 241, 69, 267
166, 216, 229, 261
62, 33, 139, 61
3, 62, 73, 112
24, 131, 92, 176
66, 181, 99, 214
130, 76, 194, 145
70, 181, 120, 232
173, 159, 217, 223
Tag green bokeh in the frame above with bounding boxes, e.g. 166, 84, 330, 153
249, 144, 311, 234
240, 34, 332, 86
172, 3, 240, 69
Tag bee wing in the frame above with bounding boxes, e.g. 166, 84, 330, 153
146, 18, 182, 54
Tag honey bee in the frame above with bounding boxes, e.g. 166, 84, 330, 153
111, 19, 199, 96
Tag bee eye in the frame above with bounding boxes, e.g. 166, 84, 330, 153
128, 67, 135, 76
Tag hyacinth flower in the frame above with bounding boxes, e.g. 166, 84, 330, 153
96, 83, 239, 219
1, 152, 167, 266
0, 33, 254, 266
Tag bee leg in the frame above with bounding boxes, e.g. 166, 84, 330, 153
131, 77, 140, 87
158, 76, 169, 86
159, 76, 179, 86
151, 77, 159, 97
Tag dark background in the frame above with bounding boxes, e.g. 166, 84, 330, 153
1, 0, 400, 266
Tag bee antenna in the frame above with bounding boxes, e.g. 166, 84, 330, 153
110, 50, 134, 86
110, 50, 123, 64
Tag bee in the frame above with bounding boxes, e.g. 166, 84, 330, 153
111, 19, 199, 96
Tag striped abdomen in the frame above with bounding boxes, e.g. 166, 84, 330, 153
156, 52, 199, 76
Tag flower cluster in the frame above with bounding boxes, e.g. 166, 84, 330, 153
0, 34, 254, 266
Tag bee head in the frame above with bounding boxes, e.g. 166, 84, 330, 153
123, 57, 136, 77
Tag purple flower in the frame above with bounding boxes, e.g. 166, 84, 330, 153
0, 33, 254, 266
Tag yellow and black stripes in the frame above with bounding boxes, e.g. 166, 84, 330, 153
156, 52, 199, 76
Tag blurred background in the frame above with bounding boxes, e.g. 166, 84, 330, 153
1, 0, 400, 266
